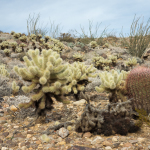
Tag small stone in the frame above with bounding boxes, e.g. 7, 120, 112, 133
123, 142, 132, 147
13, 125, 19, 129
36, 140, 42, 145
91, 136, 104, 144
26, 134, 32, 138
129, 140, 138, 144
0, 117, 7, 124
113, 142, 120, 148
102, 141, 112, 146
82, 132, 92, 138
57, 141, 66, 145
148, 145, 150, 149
21, 146, 27, 150
112, 136, 118, 142
10, 105, 18, 112
105, 146, 112, 150
1, 147, 8, 150
73, 99, 86, 105
32, 137, 36, 140
2, 132, 9, 137
137, 137, 146, 143
58, 127, 69, 138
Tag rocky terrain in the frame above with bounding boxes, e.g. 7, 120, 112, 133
0, 32, 150, 149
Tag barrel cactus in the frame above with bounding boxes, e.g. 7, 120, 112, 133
125, 66, 150, 115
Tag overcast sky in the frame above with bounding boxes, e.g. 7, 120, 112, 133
0, 0, 150, 38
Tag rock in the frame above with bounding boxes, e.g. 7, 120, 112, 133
67, 145, 99, 150
112, 136, 118, 142
10, 105, 18, 112
137, 137, 146, 143
82, 132, 92, 138
105, 146, 112, 150
73, 99, 86, 106
91, 136, 104, 144
58, 127, 69, 138
102, 141, 112, 146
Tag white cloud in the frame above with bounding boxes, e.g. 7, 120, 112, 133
0, 0, 150, 37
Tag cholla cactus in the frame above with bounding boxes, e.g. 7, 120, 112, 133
90, 41, 98, 49
13, 49, 72, 116
95, 69, 130, 103
66, 62, 97, 100
12, 81, 20, 95
92, 56, 112, 70
102, 43, 109, 49
0, 41, 9, 50
0, 64, 10, 77
44, 36, 50, 43
52, 46, 61, 54
11, 42, 17, 52
16, 47, 22, 53
30, 34, 36, 40
19, 36, 27, 42
55, 42, 64, 51
107, 55, 118, 66
125, 57, 138, 69
4, 49, 11, 56
19, 43, 27, 52
36, 34, 42, 42
11, 31, 15, 35
13, 33, 21, 39
73, 52, 84, 62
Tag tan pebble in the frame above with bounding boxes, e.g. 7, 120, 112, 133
36, 140, 42, 144
32, 137, 36, 140
14, 126, 19, 129
57, 141, 66, 145
137, 137, 146, 143
10, 105, 18, 112
123, 142, 132, 147
83, 132, 92, 138
26, 134, 32, 138
102, 141, 112, 146
21, 146, 27, 150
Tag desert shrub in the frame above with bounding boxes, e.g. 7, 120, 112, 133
58, 33, 75, 43
120, 15, 150, 58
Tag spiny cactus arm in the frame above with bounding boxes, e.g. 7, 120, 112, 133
77, 84, 85, 91
31, 90, 44, 101
23, 56, 33, 67
18, 68, 35, 80
39, 95, 46, 109
22, 83, 37, 93
19, 100, 34, 109
12, 81, 19, 94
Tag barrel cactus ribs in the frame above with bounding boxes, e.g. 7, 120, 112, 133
125, 66, 150, 115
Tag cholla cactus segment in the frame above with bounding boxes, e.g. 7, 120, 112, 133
11, 42, 17, 48
66, 62, 97, 94
19, 43, 27, 48
0, 64, 10, 77
16, 48, 22, 53
19, 35, 27, 42
107, 55, 117, 64
12, 81, 20, 95
90, 41, 98, 49
73, 53, 84, 62
0, 41, 9, 49
95, 69, 130, 102
13, 48, 72, 114
92, 56, 112, 70
125, 57, 138, 68
125, 66, 150, 114
4, 49, 11, 56
11, 31, 15, 35
13, 33, 21, 38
